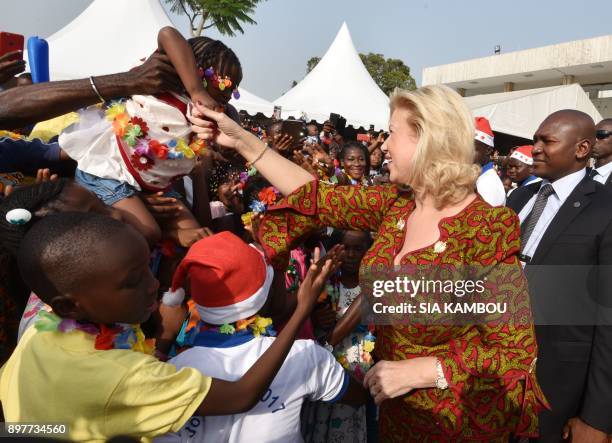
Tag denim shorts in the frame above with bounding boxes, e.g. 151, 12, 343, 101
75, 169, 137, 206
75, 169, 183, 206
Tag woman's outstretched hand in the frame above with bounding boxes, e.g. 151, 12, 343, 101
188, 104, 247, 150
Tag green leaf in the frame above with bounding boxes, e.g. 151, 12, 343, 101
163, 0, 265, 36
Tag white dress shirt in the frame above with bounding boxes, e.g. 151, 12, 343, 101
518, 168, 586, 259
476, 165, 506, 206
591, 161, 612, 185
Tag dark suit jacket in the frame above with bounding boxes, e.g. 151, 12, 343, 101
507, 176, 612, 441
585, 166, 612, 186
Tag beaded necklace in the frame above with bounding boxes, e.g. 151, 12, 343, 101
324, 274, 376, 381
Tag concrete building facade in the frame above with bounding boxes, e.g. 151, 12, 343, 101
422, 35, 612, 118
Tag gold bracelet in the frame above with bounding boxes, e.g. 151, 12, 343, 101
246, 145, 267, 169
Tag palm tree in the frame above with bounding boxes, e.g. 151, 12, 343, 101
164, 0, 264, 37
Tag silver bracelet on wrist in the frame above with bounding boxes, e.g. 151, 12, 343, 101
89, 76, 106, 103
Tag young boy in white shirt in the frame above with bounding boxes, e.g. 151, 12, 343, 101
157, 232, 365, 443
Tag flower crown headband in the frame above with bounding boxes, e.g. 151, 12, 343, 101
198, 66, 240, 100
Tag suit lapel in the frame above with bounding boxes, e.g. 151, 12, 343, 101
509, 182, 541, 214
530, 177, 596, 264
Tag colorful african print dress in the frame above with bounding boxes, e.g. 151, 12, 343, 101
259, 180, 549, 442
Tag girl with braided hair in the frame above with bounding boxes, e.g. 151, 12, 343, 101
59, 27, 243, 248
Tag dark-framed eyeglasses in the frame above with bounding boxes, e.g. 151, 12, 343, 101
596, 130, 612, 140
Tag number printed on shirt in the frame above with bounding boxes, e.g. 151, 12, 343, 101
182, 417, 202, 438
260, 388, 286, 413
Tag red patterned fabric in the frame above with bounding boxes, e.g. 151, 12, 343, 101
259, 180, 549, 442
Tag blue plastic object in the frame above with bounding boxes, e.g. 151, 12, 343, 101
27, 36, 49, 83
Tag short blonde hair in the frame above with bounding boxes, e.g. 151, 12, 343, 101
390, 85, 480, 209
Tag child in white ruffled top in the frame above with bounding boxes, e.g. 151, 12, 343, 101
59, 27, 243, 247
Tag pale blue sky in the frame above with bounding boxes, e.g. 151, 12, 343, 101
2, 0, 611, 100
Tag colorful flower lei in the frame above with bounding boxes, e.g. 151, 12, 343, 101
0, 130, 26, 140
238, 166, 258, 189
180, 314, 276, 347
251, 186, 280, 212
105, 101, 206, 170
324, 278, 376, 380
34, 311, 155, 355
198, 66, 240, 100
241, 185, 281, 229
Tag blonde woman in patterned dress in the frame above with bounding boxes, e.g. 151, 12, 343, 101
189, 85, 549, 442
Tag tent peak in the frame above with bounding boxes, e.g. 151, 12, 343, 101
274, 18, 389, 129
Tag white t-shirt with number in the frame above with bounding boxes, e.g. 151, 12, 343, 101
155, 337, 348, 443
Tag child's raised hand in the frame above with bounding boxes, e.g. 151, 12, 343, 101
296, 245, 344, 312
153, 301, 189, 356
0, 50, 26, 85
290, 151, 317, 177
188, 105, 246, 150
141, 192, 183, 221
175, 227, 214, 248
35, 168, 58, 184
273, 133, 294, 152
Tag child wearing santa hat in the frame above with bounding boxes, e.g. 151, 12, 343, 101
157, 232, 365, 443
474, 117, 506, 206
505, 145, 541, 196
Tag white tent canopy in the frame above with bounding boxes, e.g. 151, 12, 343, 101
274, 22, 390, 130
230, 88, 275, 116
40, 0, 173, 80
464, 84, 602, 140
34, 0, 265, 109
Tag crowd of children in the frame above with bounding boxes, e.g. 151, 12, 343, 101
0, 27, 384, 442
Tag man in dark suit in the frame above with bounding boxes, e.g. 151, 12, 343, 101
591, 118, 612, 185
507, 110, 612, 443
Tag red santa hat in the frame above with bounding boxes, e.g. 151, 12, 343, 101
162, 231, 274, 325
509, 145, 534, 166
474, 116, 495, 148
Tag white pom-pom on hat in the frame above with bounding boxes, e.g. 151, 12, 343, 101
161, 287, 185, 307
